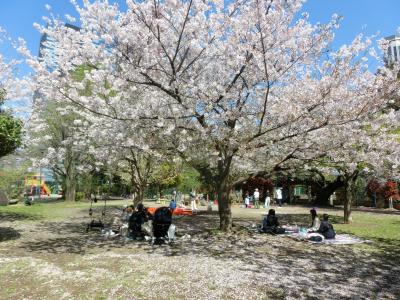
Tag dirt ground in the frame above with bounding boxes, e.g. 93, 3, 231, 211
0, 202, 399, 300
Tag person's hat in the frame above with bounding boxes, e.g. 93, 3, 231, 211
255, 188, 258, 191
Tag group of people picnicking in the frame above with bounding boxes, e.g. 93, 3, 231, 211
244, 188, 283, 209
109, 188, 335, 243
111, 203, 175, 244
260, 208, 336, 241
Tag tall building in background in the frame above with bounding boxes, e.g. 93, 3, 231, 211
386, 34, 400, 63
39, 23, 80, 71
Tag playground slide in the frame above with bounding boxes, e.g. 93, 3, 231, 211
41, 184, 51, 196
25, 179, 52, 196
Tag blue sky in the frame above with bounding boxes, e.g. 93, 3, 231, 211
0, 0, 399, 75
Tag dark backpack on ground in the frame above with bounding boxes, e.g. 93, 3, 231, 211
153, 207, 172, 241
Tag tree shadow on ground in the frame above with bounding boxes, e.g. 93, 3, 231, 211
17, 217, 131, 255
153, 212, 400, 299
0, 227, 21, 242
0, 211, 43, 222
18, 233, 131, 255
14, 210, 400, 299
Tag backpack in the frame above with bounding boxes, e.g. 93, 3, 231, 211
154, 207, 172, 224
153, 207, 173, 240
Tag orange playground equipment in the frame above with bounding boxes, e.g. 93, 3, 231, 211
25, 175, 51, 196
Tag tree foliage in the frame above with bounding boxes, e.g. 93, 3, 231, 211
0, 108, 22, 158
0, 82, 22, 159
26, 0, 400, 230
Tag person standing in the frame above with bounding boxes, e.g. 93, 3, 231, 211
172, 189, 177, 201
264, 191, 271, 209
190, 190, 198, 212
244, 191, 250, 208
275, 188, 283, 207
254, 188, 260, 209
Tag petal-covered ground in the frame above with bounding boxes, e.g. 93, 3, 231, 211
0, 203, 399, 299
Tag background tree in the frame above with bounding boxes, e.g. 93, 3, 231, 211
118, 148, 156, 205
27, 101, 95, 201
0, 56, 23, 158
301, 119, 399, 223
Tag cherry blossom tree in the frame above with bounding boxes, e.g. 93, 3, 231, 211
26, 100, 98, 201
86, 120, 162, 205
292, 111, 399, 223
27, 0, 399, 230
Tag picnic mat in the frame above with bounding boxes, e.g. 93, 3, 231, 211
321, 234, 368, 245
285, 232, 369, 245
147, 207, 193, 216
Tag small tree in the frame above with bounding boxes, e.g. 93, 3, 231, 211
0, 59, 22, 158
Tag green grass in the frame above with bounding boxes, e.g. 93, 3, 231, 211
0, 200, 121, 221
334, 212, 400, 241
2, 201, 399, 247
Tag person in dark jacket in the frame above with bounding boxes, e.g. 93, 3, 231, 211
128, 203, 152, 239
261, 209, 285, 234
317, 214, 336, 239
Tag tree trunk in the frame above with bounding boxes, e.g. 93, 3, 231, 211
216, 154, 233, 232
64, 147, 76, 201
343, 182, 352, 224
190, 150, 233, 231
64, 174, 76, 202
315, 188, 335, 206
217, 181, 232, 231
389, 197, 393, 209
313, 176, 344, 206
133, 185, 145, 206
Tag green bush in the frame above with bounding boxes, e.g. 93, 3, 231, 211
75, 191, 85, 201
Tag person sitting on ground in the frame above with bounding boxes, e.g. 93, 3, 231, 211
128, 203, 153, 239
111, 207, 126, 234
261, 209, 285, 234
118, 205, 135, 236
309, 208, 321, 232
315, 213, 336, 239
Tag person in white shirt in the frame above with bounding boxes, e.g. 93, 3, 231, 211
264, 191, 271, 209
190, 190, 198, 212
275, 188, 283, 207
244, 191, 250, 208
309, 208, 321, 231
253, 188, 260, 209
